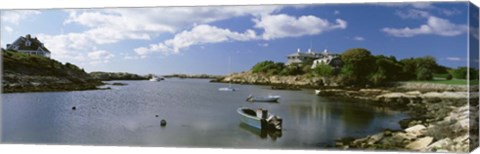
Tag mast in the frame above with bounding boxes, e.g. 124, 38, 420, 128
228, 56, 232, 88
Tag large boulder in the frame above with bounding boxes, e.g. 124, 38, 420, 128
405, 136, 434, 151
405, 124, 427, 137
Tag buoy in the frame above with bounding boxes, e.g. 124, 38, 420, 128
72, 106, 76, 110
160, 119, 167, 127
155, 115, 159, 117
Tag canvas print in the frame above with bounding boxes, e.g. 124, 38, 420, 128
1, 1, 479, 153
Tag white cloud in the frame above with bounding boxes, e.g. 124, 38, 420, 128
134, 24, 257, 57
1, 10, 41, 24
334, 10, 340, 15
440, 9, 462, 16
353, 36, 365, 41
4, 26, 13, 33
395, 9, 430, 19
258, 43, 269, 47
446, 57, 462, 61
37, 6, 283, 62
375, 2, 433, 9
63, 6, 281, 36
253, 14, 347, 40
382, 16, 467, 37
88, 50, 114, 60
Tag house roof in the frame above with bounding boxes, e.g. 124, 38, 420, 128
288, 52, 318, 57
7, 35, 50, 53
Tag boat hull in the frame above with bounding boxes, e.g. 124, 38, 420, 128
237, 108, 264, 129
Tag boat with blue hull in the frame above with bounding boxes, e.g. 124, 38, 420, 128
237, 107, 282, 130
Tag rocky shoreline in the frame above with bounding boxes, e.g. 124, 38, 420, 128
3, 73, 104, 93
217, 71, 478, 152
322, 88, 478, 152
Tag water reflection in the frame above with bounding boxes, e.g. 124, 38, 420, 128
238, 123, 282, 141
2, 79, 408, 148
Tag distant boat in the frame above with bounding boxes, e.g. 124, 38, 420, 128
315, 89, 321, 95
218, 87, 236, 91
149, 76, 163, 82
246, 94, 280, 102
237, 107, 282, 130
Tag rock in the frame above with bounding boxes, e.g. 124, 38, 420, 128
155, 115, 159, 117
367, 132, 384, 145
405, 91, 422, 95
426, 138, 452, 151
405, 124, 427, 137
160, 119, 167, 127
453, 134, 469, 143
72, 106, 76, 110
405, 136, 434, 151
391, 132, 415, 142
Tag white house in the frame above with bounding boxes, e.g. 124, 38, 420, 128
6, 34, 51, 58
311, 49, 342, 69
286, 48, 324, 65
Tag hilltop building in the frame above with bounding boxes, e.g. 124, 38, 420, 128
286, 48, 342, 68
311, 49, 342, 69
286, 48, 323, 65
6, 34, 51, 58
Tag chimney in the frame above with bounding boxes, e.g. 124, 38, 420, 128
26, 34, 31, 39
297, 48, 300, 53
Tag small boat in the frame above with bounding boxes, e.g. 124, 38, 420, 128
246, 95, 280, 102
237, 107, 282, 130
149, 76, 163, 82
315, 89, 321, 95
218, 87, 236, 91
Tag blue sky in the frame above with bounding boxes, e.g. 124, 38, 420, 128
1, 2, 476, 75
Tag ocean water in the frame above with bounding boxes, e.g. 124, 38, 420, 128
1, 78, 408, 149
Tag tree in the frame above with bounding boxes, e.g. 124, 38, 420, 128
417, 67, 433, 80
339, 48, 376, 86
399, 58, 418, 80
251, 61, 285, 75
452, 67, 468, 79
452, 67, 479, 80
312, 64, 333, 77
374, 55, 402, 81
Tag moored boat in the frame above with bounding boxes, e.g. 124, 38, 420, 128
315, 89, 321, 95
149, 76, 164, 82
246, 95, 280, 102
218, 87, 236, 91
237, 107, 282, 130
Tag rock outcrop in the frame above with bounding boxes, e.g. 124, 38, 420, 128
214, 71, 324, 88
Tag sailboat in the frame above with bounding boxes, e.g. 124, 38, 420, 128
218, 57, 236, 92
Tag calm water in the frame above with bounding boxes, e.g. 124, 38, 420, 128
1, 79, 408, 149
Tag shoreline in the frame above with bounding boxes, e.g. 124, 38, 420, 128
2, 76, 477, 152
2, 81, 106, 93
214, 72, 477, 152
319, 88, 477, 152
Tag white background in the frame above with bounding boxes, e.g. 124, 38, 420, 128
0, 0, 479, 154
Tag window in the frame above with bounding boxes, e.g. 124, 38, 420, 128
25, 40, 32, 46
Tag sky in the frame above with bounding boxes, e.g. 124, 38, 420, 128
0, 2, 477, 75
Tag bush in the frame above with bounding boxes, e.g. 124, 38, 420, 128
446, 74, 453, 80
312, 64, 333, 77
417, 67, 433, 80
251, 61, 285, 75
452, 67, 468, 79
